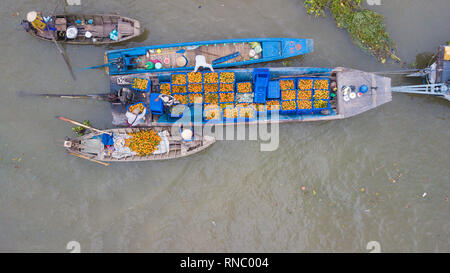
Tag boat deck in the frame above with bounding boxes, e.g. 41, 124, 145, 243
136, 42, 253, 69
335, 68, 392, 118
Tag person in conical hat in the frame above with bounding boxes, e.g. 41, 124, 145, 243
26, 11, 47, 33
176, 56, 188, 67
181, 129, 193, 141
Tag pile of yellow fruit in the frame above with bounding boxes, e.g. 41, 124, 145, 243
125, 130, 161, 156
128, 103, 145, 114
132, 78, 149, 91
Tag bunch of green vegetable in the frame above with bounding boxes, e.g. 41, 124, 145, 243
72, 120, 91, 136
304, 0, 400, 63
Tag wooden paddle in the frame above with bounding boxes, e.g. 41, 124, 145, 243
56, 116, 112, 135
69, 152, 110, 166
17, 90, 117, 101
49, 1, 76, 80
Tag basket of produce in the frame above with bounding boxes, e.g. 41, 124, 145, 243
203, 72, 219, 84
236, 82, 252, 93
127, 102, 147, 115
222, 106, 238, 122
297, 78, 314, 90
203, 104, 221, 121
204, 83, 219, 93
188, 83, 203, 93
237, 105, 256, 121
279, 79, 295, 90
173, 94, 188, 105
297, 99, 313, 114
220, 83, 234, 92
171, 85, 187, 94
297, 90, 313, 100
313, 99, 330, 112
254, 103, 267, 116
313, 90, 330, 100
160, 82, 171, 95
280, 100, 297, 114
171, 73, 187, 85
204, 93, 219, 104
187, 72, 203, 83
219, 72, 235, 83
219, 92, 235, 103
188, 93, 204, 104
313, 79, 330, 90
124, 130, 161, 156
281, 90, 296, 101
266, 100, 281, 113
131, 77, 151, 92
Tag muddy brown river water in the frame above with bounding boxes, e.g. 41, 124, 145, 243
0, 0, 449, 252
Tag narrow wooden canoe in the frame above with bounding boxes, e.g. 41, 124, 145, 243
22, 13, 142, 45
102, 38, 313, 75
64, 126, 216, 163
108, 67, 391, 127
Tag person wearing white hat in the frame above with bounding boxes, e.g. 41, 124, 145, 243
181, 128, 193, 141
27, 11, 46, 33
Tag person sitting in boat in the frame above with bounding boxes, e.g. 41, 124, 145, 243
193, 55, 214, 72
126, 104, 147, 127
26, 11, 56, 33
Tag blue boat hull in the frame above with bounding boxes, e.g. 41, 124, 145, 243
104, 38, 313, 75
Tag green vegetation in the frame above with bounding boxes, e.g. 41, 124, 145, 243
304, 0, 400, 63
72, 120, 91, 136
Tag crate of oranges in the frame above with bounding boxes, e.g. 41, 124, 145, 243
131, 78, 150, 92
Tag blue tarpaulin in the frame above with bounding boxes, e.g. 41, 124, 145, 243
101, 133, 114, 146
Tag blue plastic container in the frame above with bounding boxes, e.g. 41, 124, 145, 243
236, 105, 256, 122
218, 91, 235, 105
127, 102, 148, 115
312, 99, 330, 113
203, 105, 221, 122
202, 72, 219, 84
235, 82, 253, 94
253, 68, 270, 104
296, 77, 315, 90
312, 78, 330, 90
170, 72, 188, 85
218, 71, 236, 84
266, 100, 281, 115
131, 78, 151, 92
187, 83, 203, 94
188, 93, 204, 105
279, 78, 296, 91
186, 72, 204, 84
267, 80, 280, 99
280, 100, 297, 115
149, 93, 164, 115
222, 105, 238, 122
297, 99, 314, 114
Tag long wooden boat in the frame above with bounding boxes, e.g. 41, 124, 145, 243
22, 13, 141, 45
101, 38, 313, 75
108, 67, 392, 126
64, 126, 216, 163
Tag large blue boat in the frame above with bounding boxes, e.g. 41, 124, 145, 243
109, 67, 392, 126
101, 38, 313, 75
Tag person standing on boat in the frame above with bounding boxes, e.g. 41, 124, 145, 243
26, 11, 56, 33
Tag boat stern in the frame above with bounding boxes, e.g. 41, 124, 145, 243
335, 68, 392, 118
